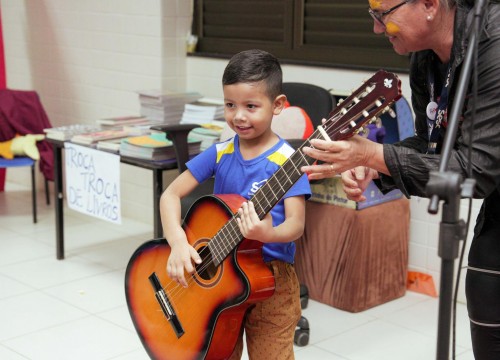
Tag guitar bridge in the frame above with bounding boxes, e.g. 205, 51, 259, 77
149, 272, 185, 338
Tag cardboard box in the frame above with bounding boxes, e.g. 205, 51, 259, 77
309, 177, 404, 210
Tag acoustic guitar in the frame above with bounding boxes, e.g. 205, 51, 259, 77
125, 70, 402, 360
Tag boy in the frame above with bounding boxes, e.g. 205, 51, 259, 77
159, 49, 311, 359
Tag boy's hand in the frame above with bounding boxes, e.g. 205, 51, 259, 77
167, 241, 202, 288
236, 201, 274, 243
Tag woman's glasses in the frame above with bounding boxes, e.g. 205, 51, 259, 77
368, 0, 410, 28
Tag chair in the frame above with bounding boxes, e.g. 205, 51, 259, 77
282, 82, 335, 128
0, 89, 54, 223
0, 156, 50, 223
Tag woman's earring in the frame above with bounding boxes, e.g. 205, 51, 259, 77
427, 15, 433, 21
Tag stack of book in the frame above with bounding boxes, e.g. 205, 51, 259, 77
188, 122, 225, 151
43, 124, 101, 141
71, 129, 130, 146
180, 98, 225, 125
119, 133, 202, 161
96, 126, 164, 153
138, 90, 203, 124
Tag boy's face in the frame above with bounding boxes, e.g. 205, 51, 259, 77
223, 81, 285, 142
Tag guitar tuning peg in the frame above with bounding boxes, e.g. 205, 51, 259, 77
385, 106, 397, 118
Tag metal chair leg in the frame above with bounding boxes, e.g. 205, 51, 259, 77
45, 178, 50, 205
31, 164, 37, 223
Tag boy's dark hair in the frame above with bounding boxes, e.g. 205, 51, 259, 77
222, 49, 283, 100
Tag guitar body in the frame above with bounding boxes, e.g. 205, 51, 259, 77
125, 194, 276, 360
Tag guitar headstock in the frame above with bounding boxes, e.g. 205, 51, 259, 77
322, 70, 402, 141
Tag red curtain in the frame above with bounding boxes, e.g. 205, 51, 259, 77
0, 9, 5, 88
0, 7, 7, 190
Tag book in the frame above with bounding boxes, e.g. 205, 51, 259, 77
96, 138, 123, 153
137, 90, 203, 124
122, 124, 155, 136
43, 124, 101, 141
119, 133, 201, 161
71, 129, 130, 145
138, 106, 184, 124
97, 115, 151, 126
189, 122, 224, 151
124, 133, 173, 148
137, 90, 202, 105
181, 98, 225, 125
184, 99, 225, 113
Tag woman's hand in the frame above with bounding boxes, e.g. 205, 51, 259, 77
300, 136, 365, 179
341, 166, 379, 202
300, 135, 387, 180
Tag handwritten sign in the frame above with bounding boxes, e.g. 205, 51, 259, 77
64, 143, 121, 224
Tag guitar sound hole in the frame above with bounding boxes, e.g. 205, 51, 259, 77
195, 246, 217, 281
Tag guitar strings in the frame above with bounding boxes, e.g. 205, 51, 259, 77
160, 216, 245, 303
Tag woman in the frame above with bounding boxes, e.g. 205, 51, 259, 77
301, 0, 500, 358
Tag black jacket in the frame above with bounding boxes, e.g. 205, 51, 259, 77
379, 1, 500, 215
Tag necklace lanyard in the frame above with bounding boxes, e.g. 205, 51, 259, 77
426, 60, 452, 154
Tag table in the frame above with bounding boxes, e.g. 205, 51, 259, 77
48, 139, 178, 260
295, 198, 410, 312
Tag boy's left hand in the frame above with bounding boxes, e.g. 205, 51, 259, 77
236, 201, 273, 242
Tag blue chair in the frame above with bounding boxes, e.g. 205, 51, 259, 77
0, 156, 49, 223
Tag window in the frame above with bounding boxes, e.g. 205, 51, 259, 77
192, 0, 410, 72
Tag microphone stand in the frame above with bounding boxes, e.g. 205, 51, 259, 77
426, 1, 488, 359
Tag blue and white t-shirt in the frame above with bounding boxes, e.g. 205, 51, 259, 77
187, 135, 311, 263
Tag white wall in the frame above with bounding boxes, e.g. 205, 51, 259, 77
1, 0, 475, 302
1, 0, 192, 223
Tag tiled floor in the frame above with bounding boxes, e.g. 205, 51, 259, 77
0, 182, 475, 360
